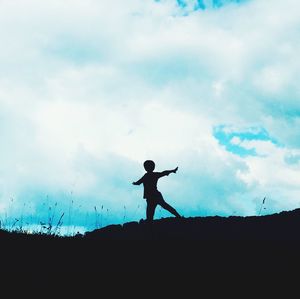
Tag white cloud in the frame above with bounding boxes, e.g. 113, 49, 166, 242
0, 0, 300, 230
230, 136, 241, 145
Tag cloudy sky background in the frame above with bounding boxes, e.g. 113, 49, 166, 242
1, 0, 300, 234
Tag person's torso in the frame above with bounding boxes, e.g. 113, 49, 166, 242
143, 172, 160, 198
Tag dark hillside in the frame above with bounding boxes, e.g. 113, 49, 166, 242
2, 209, 300, 277
85, 208, 300, 240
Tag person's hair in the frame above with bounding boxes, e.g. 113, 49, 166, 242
143, 160, 155, 172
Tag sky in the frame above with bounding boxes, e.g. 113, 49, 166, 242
1, 0, 300, 234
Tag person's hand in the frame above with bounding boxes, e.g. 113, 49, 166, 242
132, 182, 137, 185
173, 167, 178, 173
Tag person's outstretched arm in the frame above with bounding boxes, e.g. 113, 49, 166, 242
132, 175, 144, 185
159, 167, 178, 178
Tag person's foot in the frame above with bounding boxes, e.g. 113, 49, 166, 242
139, 218, 154, 225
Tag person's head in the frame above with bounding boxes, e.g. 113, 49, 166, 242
143, 160, 155, 172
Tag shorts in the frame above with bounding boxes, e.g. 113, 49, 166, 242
145, 191, 165, 205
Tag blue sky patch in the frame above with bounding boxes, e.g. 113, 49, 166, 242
213, 125, 279, 157
177, 0, 188, 8
175, 0, 248, 10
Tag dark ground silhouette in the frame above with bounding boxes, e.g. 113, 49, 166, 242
3, 208, 300, 277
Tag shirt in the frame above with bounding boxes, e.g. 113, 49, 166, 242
135, 171, 172, 199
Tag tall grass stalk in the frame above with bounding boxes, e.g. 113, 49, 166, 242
259, 197, 266, 216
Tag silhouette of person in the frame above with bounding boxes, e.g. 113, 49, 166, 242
132, 160, 181, 222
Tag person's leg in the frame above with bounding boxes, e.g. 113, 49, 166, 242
146, 200, 157, 222
159, 199, 181, 218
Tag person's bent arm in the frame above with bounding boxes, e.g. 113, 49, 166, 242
132, 176, 144, 185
